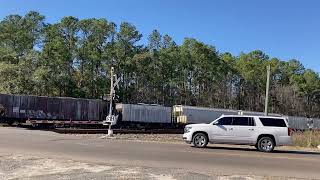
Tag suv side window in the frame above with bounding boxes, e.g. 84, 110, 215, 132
259, 118, 287, 127
216, 117, 232, 125
248, 117, 256, 126
232, 117, 256, 126
232, 117, 248, 126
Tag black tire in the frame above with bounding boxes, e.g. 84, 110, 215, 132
257, 137, 275, 152
192, 132, 208, 148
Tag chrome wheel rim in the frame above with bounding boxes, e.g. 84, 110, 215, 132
261, 139, 273, 151
194, 135, 206, 147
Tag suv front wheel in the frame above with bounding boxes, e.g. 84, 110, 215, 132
192, 133, 208, 148
257, 137, 275, 152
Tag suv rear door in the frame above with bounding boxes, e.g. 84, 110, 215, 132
230, 116, 257, 144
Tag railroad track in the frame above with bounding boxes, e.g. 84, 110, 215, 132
53, 128, 183, 134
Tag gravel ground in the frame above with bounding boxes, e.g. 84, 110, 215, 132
0, 129, 318, 179
0, 154, 299, 180
78, 133, 184, 143
71, 133, 320, 152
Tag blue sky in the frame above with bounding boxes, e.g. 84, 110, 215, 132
1, 0, 319, 72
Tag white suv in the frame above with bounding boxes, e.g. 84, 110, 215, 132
183, 115, 292, 152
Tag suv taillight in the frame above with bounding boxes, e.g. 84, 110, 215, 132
288, 128, 293, 136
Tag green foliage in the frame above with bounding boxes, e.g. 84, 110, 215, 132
0, 12, 44, 95
0, 11, 319, 117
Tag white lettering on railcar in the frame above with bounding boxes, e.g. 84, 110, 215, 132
13, 107, 19, 113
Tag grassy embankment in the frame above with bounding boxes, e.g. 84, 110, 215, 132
292, 130, 320, 148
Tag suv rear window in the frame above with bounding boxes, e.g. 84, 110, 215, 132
259, 118, 287, 127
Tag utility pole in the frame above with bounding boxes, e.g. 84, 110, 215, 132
264, 65, 271, 116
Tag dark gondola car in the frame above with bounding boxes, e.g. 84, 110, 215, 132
0, 93, 109, 126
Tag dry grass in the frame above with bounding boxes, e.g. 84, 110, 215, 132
292, 130, 320, 148
0, 123, 9, 127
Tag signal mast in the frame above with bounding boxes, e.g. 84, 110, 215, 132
103, 67, 120, 136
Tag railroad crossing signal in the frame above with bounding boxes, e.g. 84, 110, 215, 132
103, 67, 119, 130
113, 74, 120, 89
104, 115, 118, 126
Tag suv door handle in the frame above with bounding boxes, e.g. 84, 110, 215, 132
228, 128, 233, 130
248, 128, 254, 131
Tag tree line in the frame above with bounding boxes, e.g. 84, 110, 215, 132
0, 11, 320, 117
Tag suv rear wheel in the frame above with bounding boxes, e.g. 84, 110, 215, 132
257, 137, 275, 152
192, 132, 208, 148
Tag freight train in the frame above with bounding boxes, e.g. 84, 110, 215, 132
0, 93, 108, 127
1, 93, 319, 130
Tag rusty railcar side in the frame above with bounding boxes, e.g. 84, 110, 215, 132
0, 93, 108, 122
